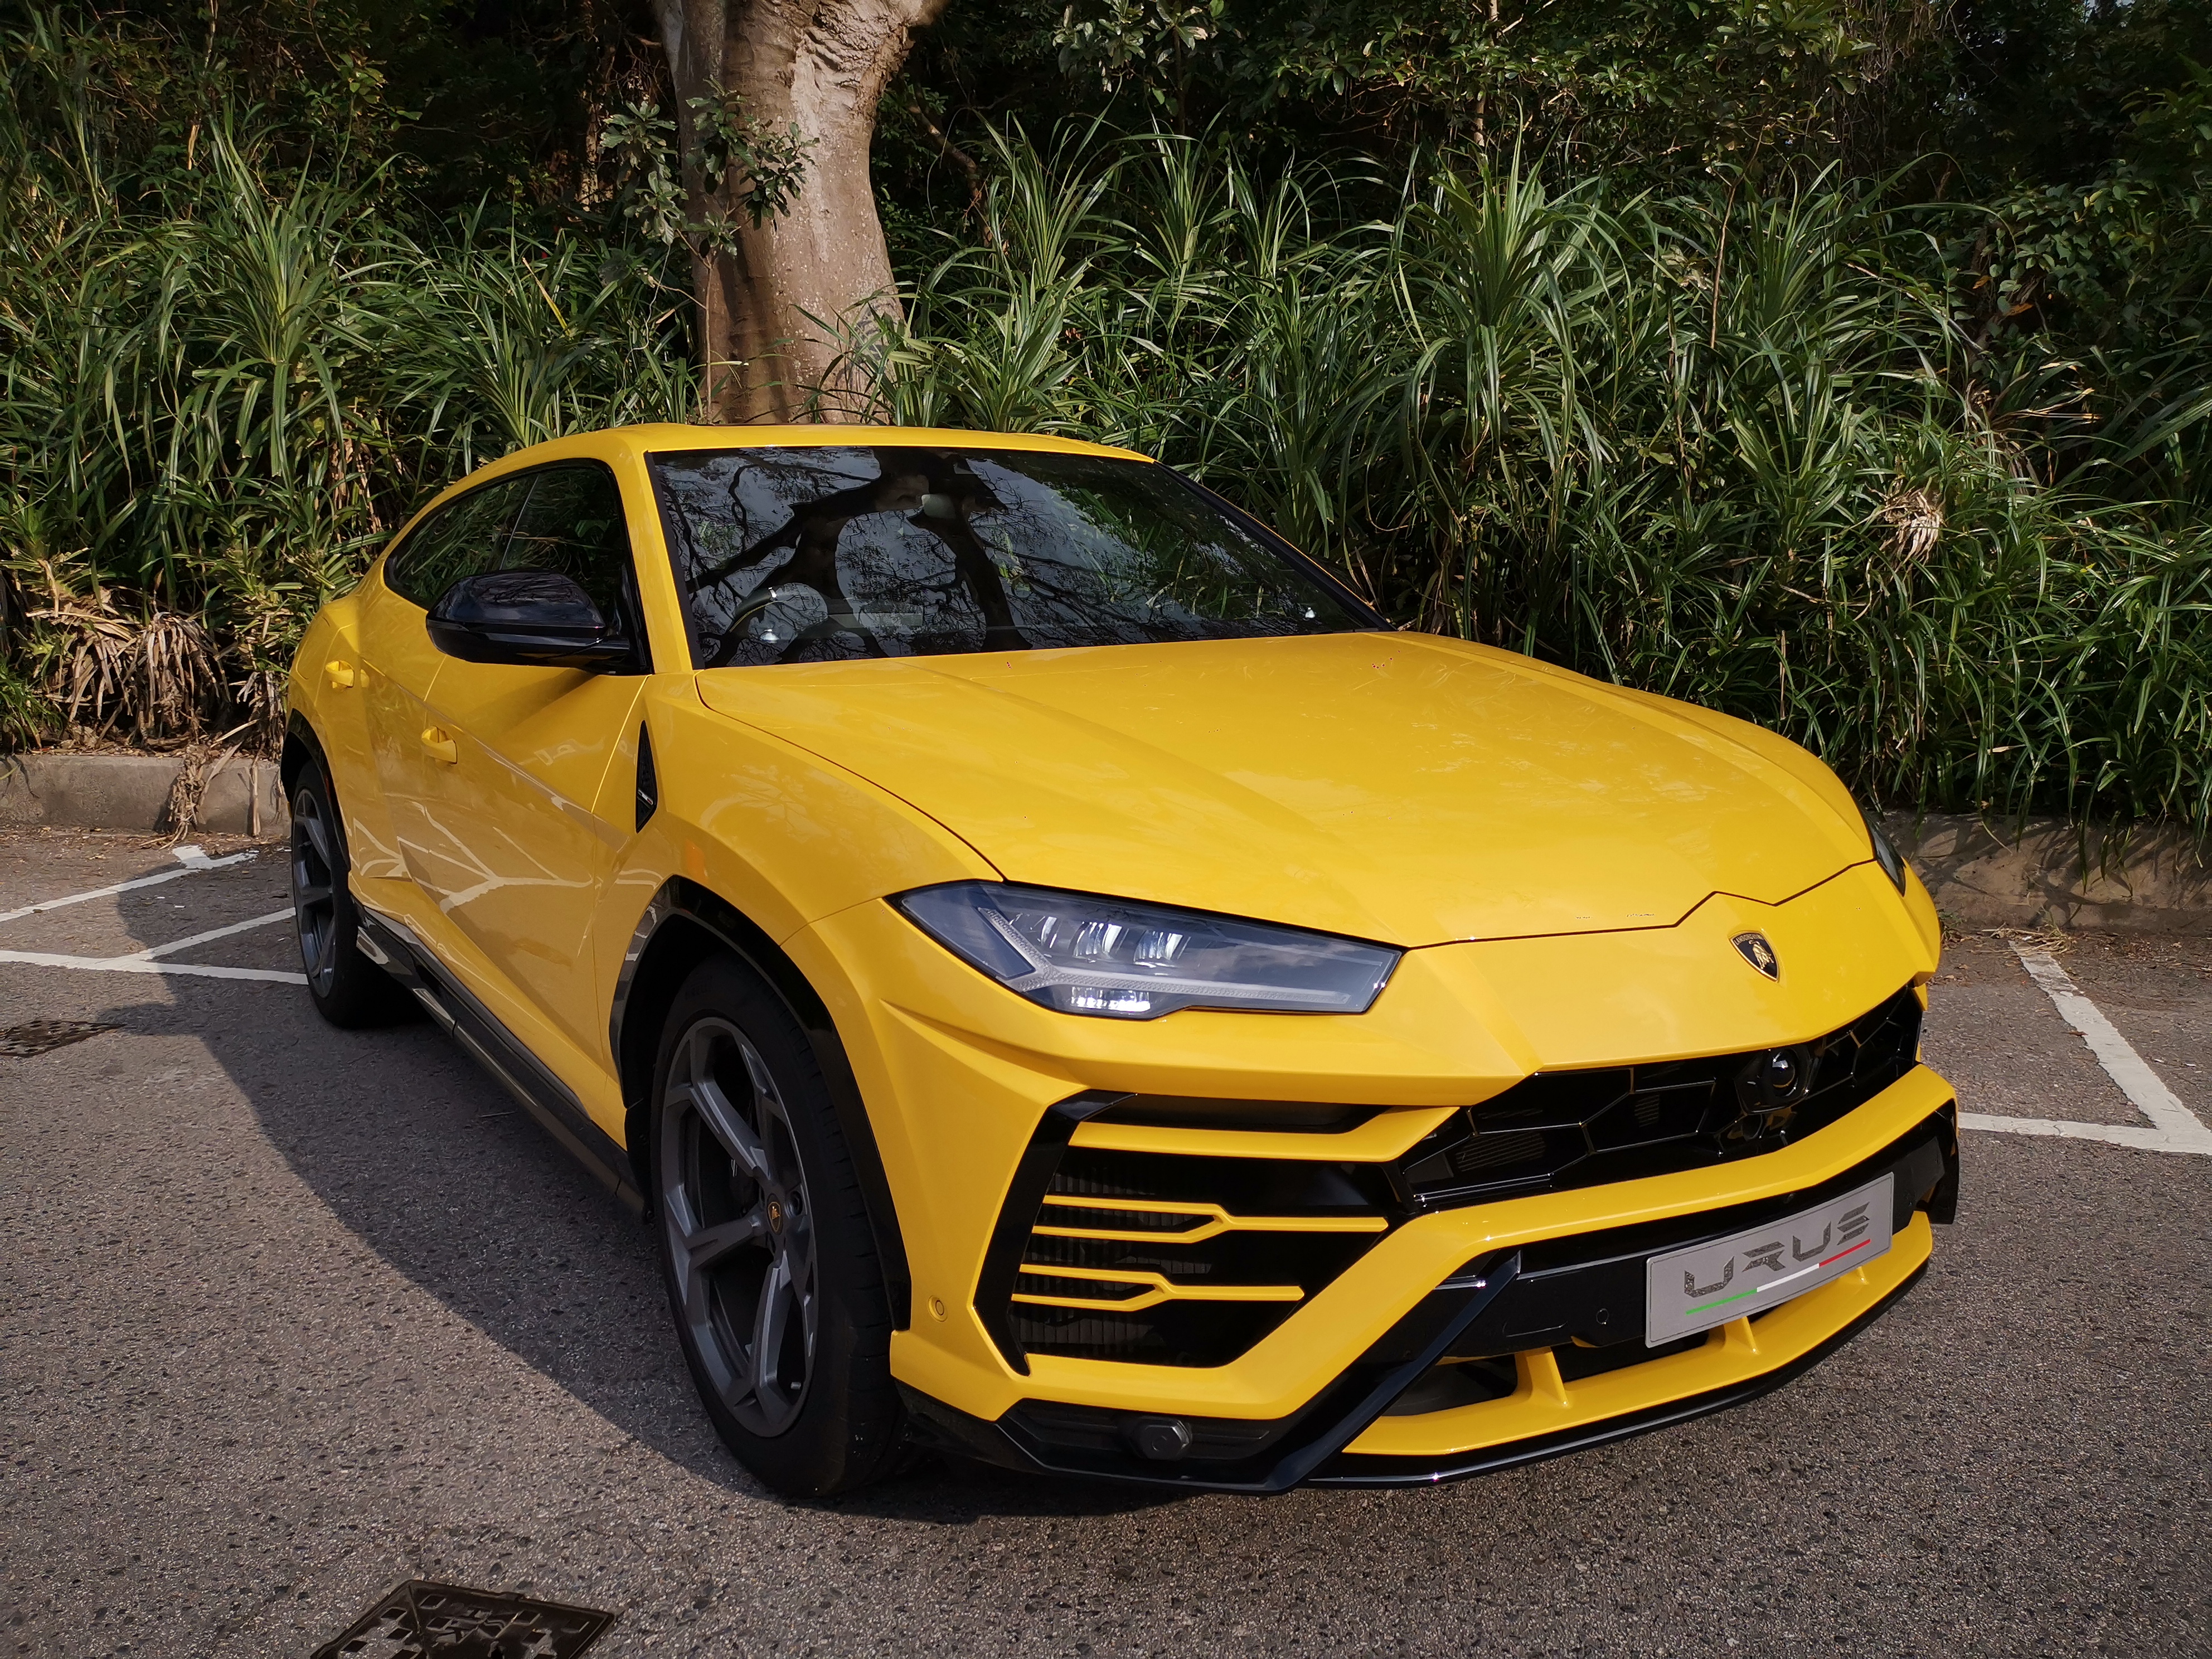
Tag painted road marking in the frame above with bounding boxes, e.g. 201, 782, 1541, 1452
0, 949, 305, 985
117, 907, 295, 962
1959, 943, 2212, 1156
0, 846, 258, 926
0, 848, 302, 984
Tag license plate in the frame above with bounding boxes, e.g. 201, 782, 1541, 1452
1645, 1174, 1894, 1345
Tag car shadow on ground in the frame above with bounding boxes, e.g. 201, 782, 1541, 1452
148, 974, 1180, 1524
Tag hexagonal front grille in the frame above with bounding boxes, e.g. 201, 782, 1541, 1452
1401, 987, 1922, 1207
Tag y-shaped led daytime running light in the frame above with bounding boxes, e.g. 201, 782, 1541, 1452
895, 882, 1400, 1020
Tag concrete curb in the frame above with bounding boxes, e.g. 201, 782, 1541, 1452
1, 754, 2203, 932
0, 751, 287, 837
1885, 811, 2210, 936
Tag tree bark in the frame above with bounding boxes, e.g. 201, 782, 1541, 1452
652, 0, 947, 423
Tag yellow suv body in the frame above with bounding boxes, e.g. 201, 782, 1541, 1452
284, 424, 1954, 1496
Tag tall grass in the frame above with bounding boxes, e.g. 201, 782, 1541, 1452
1, 59, 2205, 839
0, 35, 695, 746
860, 130, 2212, 836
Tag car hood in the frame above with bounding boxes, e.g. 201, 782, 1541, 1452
693, 633, 1871, 947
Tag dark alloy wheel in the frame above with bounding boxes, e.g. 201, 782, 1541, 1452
649, 953, 904, 1496
291, 782, 343, 999
659, 1015, 819, 1436
288, 758, 413, 1028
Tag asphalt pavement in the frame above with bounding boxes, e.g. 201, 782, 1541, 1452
2, 828, 2207, 1658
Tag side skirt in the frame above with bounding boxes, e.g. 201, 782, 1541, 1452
355, 906, 643, 1214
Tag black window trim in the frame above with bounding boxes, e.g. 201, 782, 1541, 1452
641, 442, 1391, 673
380, 457, 657, 674
380, 471, 527, 609
1173, 471, 1390, 632
643, 449, 710, 672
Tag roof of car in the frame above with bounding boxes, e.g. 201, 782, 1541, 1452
593, 423, 1153, 463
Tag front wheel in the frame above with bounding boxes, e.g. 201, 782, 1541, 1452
651, 953, 902, 1497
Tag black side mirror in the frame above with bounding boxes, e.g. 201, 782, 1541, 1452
426, 570, 635, 670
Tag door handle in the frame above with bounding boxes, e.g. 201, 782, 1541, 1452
420, 726, 458, 764
324, 659, 355, 690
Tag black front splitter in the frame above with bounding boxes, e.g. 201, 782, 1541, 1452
904, 1255, 1928, 1494
1308, 1257, 1928, 1486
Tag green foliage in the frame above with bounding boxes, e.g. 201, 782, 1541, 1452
1056, 0, 1226, 105
35, 0, 667, 208
0, 13, 694, 745
1963, 63, 2212, 501
603, 92, 815, 256
855, 130, 2212, 833
0, 658, 56, 749
913, 0, 1964, 188
2, 7, 2207, 843
1945, 0, 2212, 187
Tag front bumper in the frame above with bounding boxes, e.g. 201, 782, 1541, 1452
791, 858, 1950, 1488
902, 1098, 1954, 1491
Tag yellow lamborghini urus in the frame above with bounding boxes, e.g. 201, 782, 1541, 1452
284, 425, 1958, 1497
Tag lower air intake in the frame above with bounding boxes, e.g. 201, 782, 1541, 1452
991, 1142, 1395, 1369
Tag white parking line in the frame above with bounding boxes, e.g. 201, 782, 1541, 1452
0, 949, 305, 985
0, 847, 303, 985
0, 845, 257, 926
1959, 944, 2212, 1156
117, 908, 295, 962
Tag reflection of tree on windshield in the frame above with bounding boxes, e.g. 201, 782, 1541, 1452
652, 443, 1367, 670
695, 448, 1029, 664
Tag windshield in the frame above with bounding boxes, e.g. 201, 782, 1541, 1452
648, 445, 1375, 668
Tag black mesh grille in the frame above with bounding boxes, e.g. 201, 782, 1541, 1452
1036, 1202, 1206, 1235
1401, 986, 1922, 1207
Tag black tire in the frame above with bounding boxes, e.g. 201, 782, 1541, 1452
290, 758, 414, 1029
649, 952, 903, 1497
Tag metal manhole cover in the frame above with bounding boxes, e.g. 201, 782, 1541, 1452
310, 1581, 616, 1659
1, 1020, 118, 1058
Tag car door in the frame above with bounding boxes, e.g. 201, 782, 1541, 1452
412, 459, 651, 1063
356, 476, 533, 906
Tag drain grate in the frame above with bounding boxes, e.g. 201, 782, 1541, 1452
310, 1581, 616, 1659
1, 1020, 118, 1058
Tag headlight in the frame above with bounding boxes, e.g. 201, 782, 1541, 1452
1861, 804, 1910, 893
893, 882, 1401, 1020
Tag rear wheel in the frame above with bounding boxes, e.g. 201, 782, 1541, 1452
651, 953, 902, 1497
290, 759, 413, 1028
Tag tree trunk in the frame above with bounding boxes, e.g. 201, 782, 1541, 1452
652, 0, 945, 424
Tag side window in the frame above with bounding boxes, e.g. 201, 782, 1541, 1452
384, 478, 528, 607
503, 463, 635, 621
